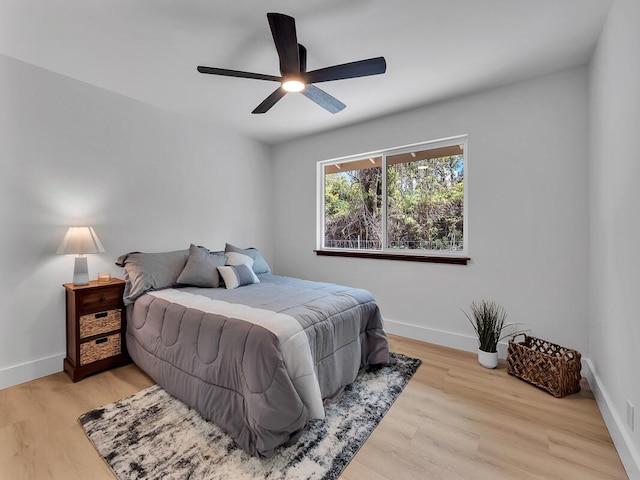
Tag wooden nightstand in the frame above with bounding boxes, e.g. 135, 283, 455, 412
63, 278, 130, 382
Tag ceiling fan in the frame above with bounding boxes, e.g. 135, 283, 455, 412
197, 13, 387, 114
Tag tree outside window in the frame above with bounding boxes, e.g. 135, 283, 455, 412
321, 137, 466, 257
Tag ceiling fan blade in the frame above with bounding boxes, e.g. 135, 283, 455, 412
302, 84, 346, 114
298, 44, 307, 73
267, 13, 300, 75
197, 66, 281, 82
252, 88, 287, 114
305, 57, 386, 84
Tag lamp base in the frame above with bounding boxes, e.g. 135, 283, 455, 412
73, 256, 90, 285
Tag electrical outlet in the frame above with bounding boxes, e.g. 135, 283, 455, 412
627, 401, 635, 432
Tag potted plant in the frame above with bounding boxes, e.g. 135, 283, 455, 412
463, 300, 521, 368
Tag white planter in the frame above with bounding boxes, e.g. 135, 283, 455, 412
478, 349, 498, 369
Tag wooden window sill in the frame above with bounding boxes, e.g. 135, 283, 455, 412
314, 249, 469, 265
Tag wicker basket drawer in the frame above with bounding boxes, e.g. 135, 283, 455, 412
79, 333, 121, 366
79, 310, 121, 339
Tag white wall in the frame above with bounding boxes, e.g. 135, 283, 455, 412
588, 0, 640, 475
272, 67, 589, 358
0, 54, 273, 388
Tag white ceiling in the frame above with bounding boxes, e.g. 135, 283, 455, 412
0, 0, 612, 144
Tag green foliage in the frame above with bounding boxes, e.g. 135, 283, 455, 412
324, 154, 464, 251
387, 155, 463, 250
324, 167, 383, 249
463, 300, 524, 353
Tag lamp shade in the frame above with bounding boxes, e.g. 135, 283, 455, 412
57, 227, 105, 255
57, 227, 105, 285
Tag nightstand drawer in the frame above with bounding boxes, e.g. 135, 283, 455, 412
79, 309, 121, 339
79, 333, 121, 366
79, 289, 122, 313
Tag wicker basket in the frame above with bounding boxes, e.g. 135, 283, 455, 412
507, 334, 582, 398
79, 309, 121, 339
79, 334, 121, 366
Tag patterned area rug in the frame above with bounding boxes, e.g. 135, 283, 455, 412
79, 353, 421, 480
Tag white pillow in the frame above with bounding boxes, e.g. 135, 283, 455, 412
217, 264, 260, 289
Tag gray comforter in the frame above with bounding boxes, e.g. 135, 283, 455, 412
126, 274, 389, 458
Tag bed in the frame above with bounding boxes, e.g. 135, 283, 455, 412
117, 244, 390, 458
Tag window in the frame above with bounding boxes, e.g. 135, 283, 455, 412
317, 136, 467, 263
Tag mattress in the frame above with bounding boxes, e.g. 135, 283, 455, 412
126, 273, 389, 458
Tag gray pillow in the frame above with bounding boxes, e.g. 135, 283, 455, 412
225, 243, 271, 274
177, 244, 226, 288
115, 249, 188, 305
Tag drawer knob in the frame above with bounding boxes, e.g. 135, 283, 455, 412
99, 296, 106, 302
95, 337, 108, 345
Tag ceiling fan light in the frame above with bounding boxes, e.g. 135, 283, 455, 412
282, 79, 305, 92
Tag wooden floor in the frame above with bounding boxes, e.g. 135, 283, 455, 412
0, 334, 628, 480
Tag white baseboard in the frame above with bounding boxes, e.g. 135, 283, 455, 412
583, 359, 640, 479
385, 319, 639, 479
0, 352, 64, 390
385, 318, 512, 357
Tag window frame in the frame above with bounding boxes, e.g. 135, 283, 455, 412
316, 135, 469, 264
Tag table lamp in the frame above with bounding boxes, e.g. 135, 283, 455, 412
57, 227, 105, 285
